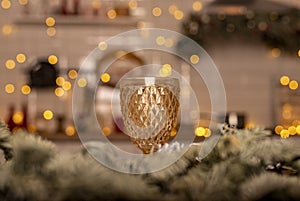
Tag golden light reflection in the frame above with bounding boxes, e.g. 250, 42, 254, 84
68, 69, 78, 79
54, 87, 64, 97
160, 63, 172, 77
18, 0, 28, 5
152, 7, 162, 17
170, 128, 177, 137
296, 125, 300, 135
47, 27, 56, 37
165, 38, 174, 47
62, 81, 72, 91
190, 54, 200, 64
101, 73, 110, 83
102, 127, 111, 136
270, 48, 281, 58
45, 17, 56, 27
5, 59, 15, 69
289, 80, 298, 90
107, 9, 117, 19
156, 36, 165, 45
193, 1, 203, 11
280, 129, 289, 138
195, 126, 206, 137
288, 126, 297, 135
16, 53, 26, 63
21, 85, 31, 95
274, 125, 283, 135
298, 49, 300, 57
43, 110, 53, 120
77, 78, 87, 87
5, 83, 15, 94
168, 5, 177, 15
48, 55, 58, 65
128, 0, 137, 9
174, 10, 184, 20
280, 75, 290, 86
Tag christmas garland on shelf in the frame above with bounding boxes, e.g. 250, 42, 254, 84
182, 8, 300, 55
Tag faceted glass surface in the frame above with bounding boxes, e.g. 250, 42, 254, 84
120, 77, 180, 154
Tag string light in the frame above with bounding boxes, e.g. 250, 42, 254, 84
16, 53, 26, 63
62, 81, 72, 91
45, 17, 56, 27
54, 87, 64, 97
77, 78, 87, 88
156, 36, 165, 45
152, 7, 162, 17
56, 77, 65, 86
5, 59, 15, 69
296, 125, 300, 135
174, 10, 184, 20
280, 129, 289, 138
168, 5, 177, 15
2, 24, 12, 35
18, 0, 28, 5
65, 126, 76, 136
160, 63, 172, 77
289, 80, 298, 90
288, 126, 297, 135
274, 125, 283, 135
21, 85, 31, 95
43, 110, 53, 120
195, 126, 206, 137
101, 73, 110, 83
128, 0, 137, 10
13, 112, 23, 124
47, 27, 56, 37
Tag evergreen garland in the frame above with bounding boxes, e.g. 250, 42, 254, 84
182, 8, 300, 55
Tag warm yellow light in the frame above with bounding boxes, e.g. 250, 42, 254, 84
48, 55, 58, 65
289, 80, 298, 90
62, 81, 72, 91
190, 54, 200, 64
204, 128, 211, 138
160, 63, 172, 77
170, 128, 177, 137
168, 5, 177, 15
28, 124, 37, 133
5, 84, 15, 94
77, 78, 87, 88
280, 75, 290, 86
47, 27, 56, 37
45, 17, 56, 27
152, 7, 162, 17
274, 125, 283, 135
288, 126, 297, 135
43, 110, 53, 120
296, 125, 300, 135
91, 0, 101, 9
298, 49, 300, 57
165, 38, 174, 47
107, 9, 117, 19
98, 41, 108, 51
65, 126, 76, 136
282, 110, 292, 119
280, 129, 289, 138
21, 85, 31, 95
2, 24, 12, 35
128, 0, 137, 9
1, 0, 11, 9
193, 1, 203, 11
102, 127, 111, 136
5, 59, 15, 69
292, 120, 300, 127
56, 77, 65, 86
174, 10, 184, 20
13, 112, 23, 125
54, 87, 64, 97
16, 53, 26, 63
195, 126, 206, 137
18, 0, 28, 5
68, 69, 78, 79
156, 36, 165, 45
101, 73, 110, 83
270, 48, 281, 58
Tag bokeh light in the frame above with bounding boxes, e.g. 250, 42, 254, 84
101, 73, 111, 83
274, 125, 283, 134
102, 127, 111, 136
45, 17, 56, 27
5, 83, 15, 94
280, 75, 290, 86
54, 87, 65, 97
193, 1, 203, 11
47, 27, 56, 37
77, 78, 87, 88
190, 54, 200, 64
195, 126, 206, 137
18, 0, 28, 5
43, 110, 53, 120
5, 59, 15, 69
16, 53, 26, 63
156, 36, 165, 45
98, 41, 108, 51
62, 81, 72, 91
21, 85, 31, 95
128, 0, 137, 9
2, 24, 12, 35
13, 112, 23, 124
107, 9, 117, 19
152, 7, 162, 17
1, 0, 11, 9
48, 55, 58, 65
65, 126, 76, 136
168, 5, 177, 15
270, 48, 281, 58
289, 80, 298, 90
56, 77, 65, 86
68, 69, 78, 79
288, 126, 297, 135
280, 129, 289, 138
174, 10, 184, 20
160, 63, 172, 77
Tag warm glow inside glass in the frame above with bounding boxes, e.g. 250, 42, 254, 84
120, 77, 180, 154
